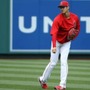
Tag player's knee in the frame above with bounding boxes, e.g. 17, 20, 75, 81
61, 62, 68, 66
50, 61, 57, 68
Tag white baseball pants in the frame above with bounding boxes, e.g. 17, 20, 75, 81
40, 41, 71, 88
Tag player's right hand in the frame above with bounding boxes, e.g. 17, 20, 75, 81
52, 47, 56, 53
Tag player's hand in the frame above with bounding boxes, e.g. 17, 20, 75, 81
68, 34, 75, 40
67, 28, 76, 40
52, 47, 56, 53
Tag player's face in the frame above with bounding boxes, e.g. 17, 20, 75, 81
59, 6, 69, 14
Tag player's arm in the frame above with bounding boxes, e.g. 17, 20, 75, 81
67, 17, 80, 40
75, 16, 80, 35
50, 18, 59, 53
73, 17, 80, 39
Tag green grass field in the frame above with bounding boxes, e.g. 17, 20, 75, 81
0, 59, 90, 90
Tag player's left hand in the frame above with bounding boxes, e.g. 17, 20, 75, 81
67, 28, 76, 40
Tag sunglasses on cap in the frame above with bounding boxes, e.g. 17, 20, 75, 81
59, 6, 66, 9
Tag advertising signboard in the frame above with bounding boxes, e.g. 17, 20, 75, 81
10, 0, 90, 53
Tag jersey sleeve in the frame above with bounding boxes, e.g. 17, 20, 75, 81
50, 18, 59, 47
76, 16, 80, 30
74, 16, 80, 38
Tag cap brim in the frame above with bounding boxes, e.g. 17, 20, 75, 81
58, 5, 65, 8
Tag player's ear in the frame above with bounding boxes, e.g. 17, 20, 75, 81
67, 6, 69, 10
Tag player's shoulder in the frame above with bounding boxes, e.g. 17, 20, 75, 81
54, 13, 62, 21
70, 12, 79, 18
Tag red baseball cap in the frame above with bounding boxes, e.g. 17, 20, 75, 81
58, 1, 69, 7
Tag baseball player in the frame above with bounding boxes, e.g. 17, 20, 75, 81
39, 0, 80, 90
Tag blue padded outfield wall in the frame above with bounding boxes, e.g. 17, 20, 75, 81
0, 0, 90, 54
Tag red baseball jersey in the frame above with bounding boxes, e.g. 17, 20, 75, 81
50, 12, 80, 47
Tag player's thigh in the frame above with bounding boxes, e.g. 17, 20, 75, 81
50, 41, 60, 63
60, 41, 71, 61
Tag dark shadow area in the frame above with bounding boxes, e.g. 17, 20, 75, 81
0, 54, 90, 60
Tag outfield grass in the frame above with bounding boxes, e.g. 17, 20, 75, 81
0, 59, 90, 90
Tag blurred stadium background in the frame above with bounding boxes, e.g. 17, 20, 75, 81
0, 0, 90, 90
